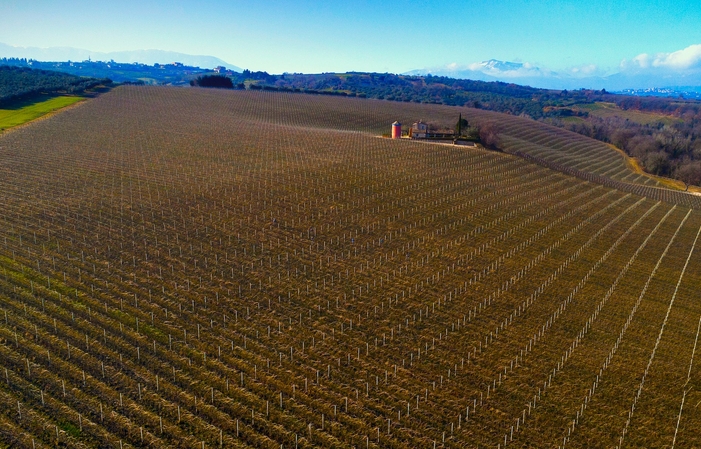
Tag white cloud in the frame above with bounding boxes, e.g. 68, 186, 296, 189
568, 64, 599, 76
622, 44, 701, 72
412, 45, 701, 89
632, 53, 651, 69
654, 44, 701, 69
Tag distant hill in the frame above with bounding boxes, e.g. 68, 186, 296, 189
0, 43, 240, 71
406, 59, 701, 92
232, 71, 701, 184
404, 59, 582, 90
0, 66, 109, 106
0, 58, 223, 85
232, 71, 596, 118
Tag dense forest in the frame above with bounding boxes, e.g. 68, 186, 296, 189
0, 65, 111, 106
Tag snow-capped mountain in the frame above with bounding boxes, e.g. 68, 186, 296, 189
405, 59, 605, 90
406, 58, 701, 91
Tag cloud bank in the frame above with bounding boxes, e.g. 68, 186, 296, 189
568, 64, 599, 76
621, 44, 701, 72
409, 43, 701, 90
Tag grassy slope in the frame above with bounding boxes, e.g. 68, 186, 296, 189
0, 94, 85, 131
576, 102, 680, 126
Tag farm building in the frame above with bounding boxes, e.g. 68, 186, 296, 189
389, 118, 466, 141
410, 120, 428, 138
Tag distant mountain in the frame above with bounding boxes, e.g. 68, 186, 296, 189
0, 43, 241, 71
477, 59, 521, 71
406, 59, 701, 92
405, 60, 606, 90
602, 71, 701, 92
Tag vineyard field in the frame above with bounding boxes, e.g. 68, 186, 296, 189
458, 107, 662, 188
1, 86, 701, 448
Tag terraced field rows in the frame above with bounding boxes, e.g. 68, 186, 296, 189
1, 87, 701, 448
458, 108, 661, 188
516, 151, 701, 209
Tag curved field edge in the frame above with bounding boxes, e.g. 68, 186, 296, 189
457, 107, 672, 189
0, 95, 87, 133
603, 141, 700, 193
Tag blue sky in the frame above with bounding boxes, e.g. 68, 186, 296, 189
2, 0, 701, 76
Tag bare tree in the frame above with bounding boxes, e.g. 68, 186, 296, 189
478, 122, 500, 149
675, 162, 701, 191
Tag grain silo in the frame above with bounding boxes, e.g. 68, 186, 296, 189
391, 121, 402, 139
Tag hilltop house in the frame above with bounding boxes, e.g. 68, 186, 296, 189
410, 120, 428, 139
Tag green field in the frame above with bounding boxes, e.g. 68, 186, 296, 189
0, 95, 85, 131
575, 102, 680, 126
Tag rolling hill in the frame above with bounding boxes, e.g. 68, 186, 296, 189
0, 43, 239, 71
0, 86, 700, 448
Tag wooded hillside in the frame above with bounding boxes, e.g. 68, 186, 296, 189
0, 66, 110, 106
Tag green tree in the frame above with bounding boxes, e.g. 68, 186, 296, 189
455, 113, 468, 136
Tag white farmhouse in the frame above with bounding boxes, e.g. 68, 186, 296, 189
410, 120, 429, 139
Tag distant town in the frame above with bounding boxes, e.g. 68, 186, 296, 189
0, 57, 215, 84
616, 87, 701, 99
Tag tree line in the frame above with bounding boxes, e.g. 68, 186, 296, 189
0, 65, 111, 106
549, 113, 701, 188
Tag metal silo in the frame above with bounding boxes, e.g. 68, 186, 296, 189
392, 121, 402, 139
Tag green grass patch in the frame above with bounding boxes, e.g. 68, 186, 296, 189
58, 420, 81, 438
0, 94, 85, 131
561, 116, 586, 124
575, 101, 680, 125
0, 254, 77, 300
